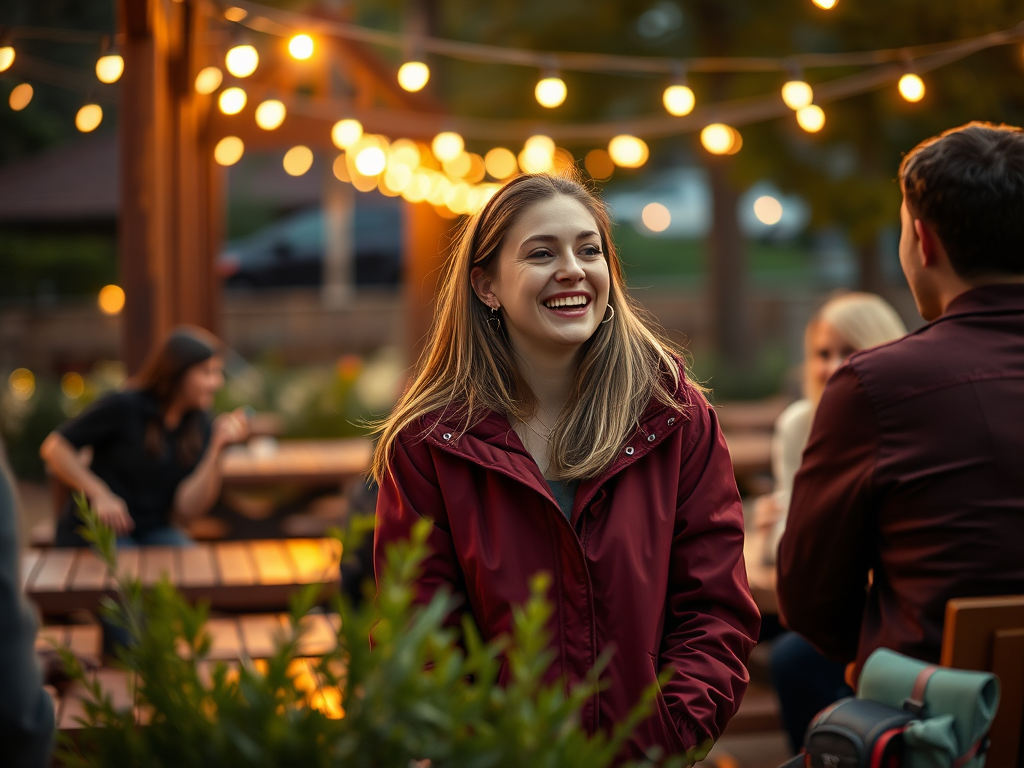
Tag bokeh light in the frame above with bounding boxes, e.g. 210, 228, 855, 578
608, 135, 649, 168
663, 84, 695, 116
432, 132, 465, 163
8, 368, 35, 401
194, 66, 223, 95
355, 146, 387, 176
225, 45, 258, 78
812, 0, 838, 8
95, 54, 124, 84
288, 34, 314, 60
753, 196, 784, 225
219, 87, 247, 115
75, 104, 103, 133
0, 46, 14, 73
465, 153, 487, 183
781, 80, 814, 110
397, 61, 430, 92
9, 83, 33, 111
283, 145, 314, 176
899, 73, 925, 102
255, 99, 286, 130
641, 203, 672, 233
389, 139, 422, 169
701, 123, 739, 155
98, 284, 126, 315
331, 118, 363, 149
584, 148, 614, 180
535, 76, 567, 108
796, 104, 825, 133
519, 135, 555, 173
484, 147, 518, 179
61, 372, 85, 399
214, 136, 245, 166
223, 7, 248, 21
442, 152, 472, 178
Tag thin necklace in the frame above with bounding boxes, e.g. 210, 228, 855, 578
517, 413, 553, 442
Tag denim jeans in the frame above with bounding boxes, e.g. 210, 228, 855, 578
116, 526, 193, 548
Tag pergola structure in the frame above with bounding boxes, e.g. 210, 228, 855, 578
117, 0, 453, 372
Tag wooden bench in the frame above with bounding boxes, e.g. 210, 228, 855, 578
220, 438, 372, 487
22, 539, 342, 616
941, 594, 1024, 768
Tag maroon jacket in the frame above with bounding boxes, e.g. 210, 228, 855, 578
778, 284, 1024, 679
374, 375, 759, 757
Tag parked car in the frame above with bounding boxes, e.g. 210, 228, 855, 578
217, 198, 402, 289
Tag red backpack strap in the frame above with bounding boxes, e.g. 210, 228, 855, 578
902, 665, 938, 716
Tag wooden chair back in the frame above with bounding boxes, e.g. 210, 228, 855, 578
941, 594, 1024, 768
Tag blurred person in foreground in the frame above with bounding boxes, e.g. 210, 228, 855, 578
372, 173, 759, 761
747, 293, 906, 753
40, 326, 249, 547
0, 443, 54, 767
777, 122, 1024, 745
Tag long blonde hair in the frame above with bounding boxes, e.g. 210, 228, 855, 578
371, 174, 688, 482
804, 292, 907, 403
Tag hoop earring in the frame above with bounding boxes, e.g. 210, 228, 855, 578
488, 306, 502, 331
601, 304, 615, 324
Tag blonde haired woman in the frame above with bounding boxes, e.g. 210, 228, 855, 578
373, 174, 759, 760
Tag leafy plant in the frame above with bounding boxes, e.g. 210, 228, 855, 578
58, 498, 699, 767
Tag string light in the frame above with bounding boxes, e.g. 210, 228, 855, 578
519, 135, 555, 173
9, 83, 33, 111
355, 145, 387, 176
584, 148, 614, 180
535, 75, 567, 108
288, 34, 314, 60
194, 66, 223, 95
811, 0, 838, 8
397, 61, 430, 92
224, 7, 248, 22
663, 84, 695, 116
255, 99, 286, 130
389, 138, 422, 169
75, 104, 103, 132
608, 135, 649, 168
753, 196, 783, 225
442, 151, 472, 178
781, 79, 814, 110
8, 368, 35, 400
796, 104, 825, 132
214, 136, 245, 166
331, 118, 363, 149
484, 147, 518, 179
432, 131, 464, 163
701, 123, 741, 155
95, 53, 124, 84
641, 203, 671, 233
98, 285, 125, 315
225, 45, 258, 78
218, 87, 247, 115
899, 73, 925, 102
283, 145, 314, 176
61, 372, 85, 399
465, 153, 487, 183
0, 45, 14, 73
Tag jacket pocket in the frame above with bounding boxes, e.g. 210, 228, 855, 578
647, 652, 688, 755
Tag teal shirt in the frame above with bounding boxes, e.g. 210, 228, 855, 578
545, 478, 579, 520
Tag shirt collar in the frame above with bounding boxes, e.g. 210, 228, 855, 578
942, 282, 1024, 319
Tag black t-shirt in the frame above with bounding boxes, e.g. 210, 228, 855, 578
55, 390, 211, 543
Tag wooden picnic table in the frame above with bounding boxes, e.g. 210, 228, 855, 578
220, 438, 372, 487
22, 539, 341, 616
722, 430, 773, 479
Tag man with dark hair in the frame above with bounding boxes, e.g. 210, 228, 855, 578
777, 122, 1024, 689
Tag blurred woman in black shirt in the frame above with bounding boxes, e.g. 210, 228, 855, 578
40, 326, 249, 546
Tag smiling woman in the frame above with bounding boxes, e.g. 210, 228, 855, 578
371, 173, 760, 762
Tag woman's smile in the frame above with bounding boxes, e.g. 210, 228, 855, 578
542, 290, 592, 316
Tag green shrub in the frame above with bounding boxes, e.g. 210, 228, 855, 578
58, 501, 701, 767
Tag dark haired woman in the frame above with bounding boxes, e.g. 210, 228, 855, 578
41, 326, 249, 546
372, 174, 759, 759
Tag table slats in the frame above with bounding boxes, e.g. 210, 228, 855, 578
21, 548, 42, 591
215, 543, 258, 586
239, 614, 288, 659
30, 548, 77, 592
72, 550, 109, 591
205, 618, 244, 661
178, 544, 216, 587
249, 540, 296, 585
140, 546, 178, 587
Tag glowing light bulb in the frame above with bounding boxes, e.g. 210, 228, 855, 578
442, 151, 472, 178
98, 284, 126, 315
225, 45, 258, 78
796, 104, 825, 133
608, 135, 649, 168
584, 148, 614, 180
484, 147, 518, 179
663, 84, 695, 116
214, 136, 245, 166
95, 54, 124, 84
61, 372, 85, 399
753, 196, 783, 225
224, 7, 248, 21
0, 46, 14, 73
283, 145, 314, 176
219, 87, 247, 115
288, 34, 314, 60
9, 83, 33, 111
899, 73, 925, 102
355, 146, 387, 176
389, 139, 422, 169
331, 118, 363, 149
535, 76, 567, 108
781, 80, 814, 110
75, 104, 103, 133
701, 123, 737, 155
8, 368, 35, 400
432, 131, 464, 163
195, 66, 223, 95
811, 0, 838, 8
641, 203, 671, 233
519, 135, 555, 173
397, 61, 430, 92
255, 99, 286, 130
384, 163, 414, 193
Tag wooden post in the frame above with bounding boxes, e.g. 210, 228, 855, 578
403, 202, 457, 361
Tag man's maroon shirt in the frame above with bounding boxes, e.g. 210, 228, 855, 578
778, 283, 1024, 678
